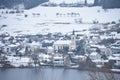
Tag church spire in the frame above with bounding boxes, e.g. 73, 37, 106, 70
72, 29, 75, 35
71, 29, 76, 50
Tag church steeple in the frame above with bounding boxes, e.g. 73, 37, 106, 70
70, 29, 76, 50
72, 29, 75, 35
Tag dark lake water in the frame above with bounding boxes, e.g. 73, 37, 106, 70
0, 67, 120, 80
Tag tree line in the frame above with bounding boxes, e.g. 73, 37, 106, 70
0, 0, 120, 9
94, 0, 120, 9
0, 0, 48, 9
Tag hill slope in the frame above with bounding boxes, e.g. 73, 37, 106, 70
0, 6, 120, 36
0, 0, 48, 9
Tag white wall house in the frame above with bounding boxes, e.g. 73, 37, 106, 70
28, 41, 42, 52
89, 44, 107, 54
53, 40, 71, 51
109, 54, 120, 68
90, 52, 101, 60
6, 56, 31, 67
111, 41, 120, 54
53, 55, 64, 66
53, 30, 76, 51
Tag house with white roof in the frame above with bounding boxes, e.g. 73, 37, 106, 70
89, 52, 109, 67
90, 52, 101, 61
27, 41, 42, 52
89, 44, 107, 54
53, 40, 71, 51
6, 56, 31, 67
38, 53, 51, 63
47, 46, 54, 54
109, 54, 120, 69
53, 30, 76, 52
71, 55, 87, 63
111, 41, 120, 54
53, 54, 64, 66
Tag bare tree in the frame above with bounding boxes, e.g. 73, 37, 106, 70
88, 70, 116, 80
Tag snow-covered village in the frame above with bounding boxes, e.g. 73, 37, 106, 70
0, 0, 120, 80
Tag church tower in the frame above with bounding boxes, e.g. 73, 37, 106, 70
70, 30, 76, 50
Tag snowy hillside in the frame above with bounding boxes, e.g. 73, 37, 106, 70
0, 6, 120, 36
49, 0, 94, 4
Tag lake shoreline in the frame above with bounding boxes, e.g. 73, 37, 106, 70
0, 65, 120, 74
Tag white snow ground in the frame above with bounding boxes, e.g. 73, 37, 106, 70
0, 6, 120, 36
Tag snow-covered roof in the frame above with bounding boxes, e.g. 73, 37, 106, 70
43, 40, 54, 43
39, 54, 51, 58
114, 41, 120, 45
111, 46, 120, 49
92, 60, 109, 63
115, 33, 120, 39
19, 48, 25, 53
0, 41, 5, 47
54, 40, 71, 45
47, 46, 54, 50
112, 54, 120, 57
100, 35, 113, 40
8, 44, 18, 48
90, 44, 106, 49
54, 56, 63, 60
72, 55, 86, 59
75, 31, 90, 36
109, 56, 120, 60
29, 41, 40, 46
90, 52, 99, 56
7, 56, 30, 63
4, 37, 10, 40
111, 32, 117, 35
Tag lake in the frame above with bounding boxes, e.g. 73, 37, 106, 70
0, 67, 120, 80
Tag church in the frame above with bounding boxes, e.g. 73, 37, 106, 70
53, 30, 76, 52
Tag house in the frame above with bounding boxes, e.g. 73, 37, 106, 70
53, 30, 76, 52
38, 53, 51, 63
104, 47, 112, 57
89, 44, 107, 54
2, 46, 11, 54
6, 56, 32, 67
42, 40, 54, 47
71, 55, 87, 63
115, 33, 120, 39
3, 37, 11, 44
28, 41, 42, 52
89, 52, 109, 67
47, 46, 54, 54
89, 52, 101, 60
53, 40, 71, 51
109, 54, 120, 69
1, 43, 20, 55
53, 54, 64, 66
111, 41, 120, 54
8, 44, 19, 55
0, 41, 4, 50
91, 35, 101, 44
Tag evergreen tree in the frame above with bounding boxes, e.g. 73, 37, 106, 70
94, 0, 101, 6
0, 0, 48, 9
102, 0, 120, 9
85, 0, 87, 6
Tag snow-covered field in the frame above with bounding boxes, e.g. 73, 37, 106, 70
0, 6, 120, 36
